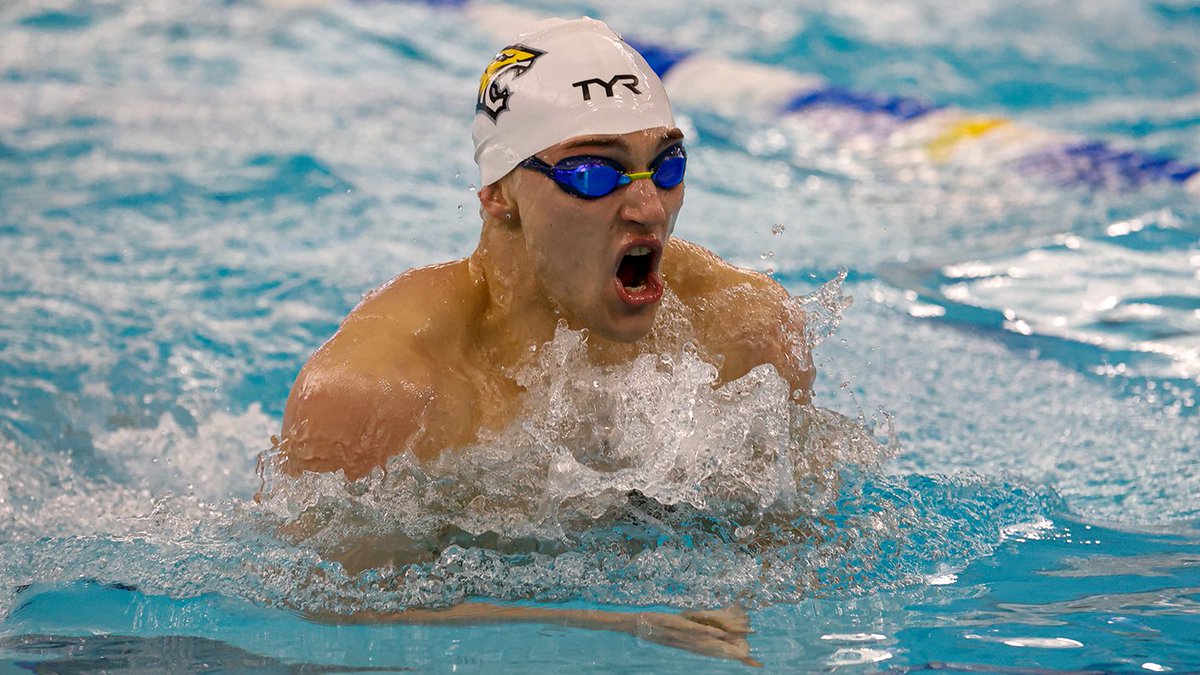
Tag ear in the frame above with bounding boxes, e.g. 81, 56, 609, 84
478, 180, 518, 223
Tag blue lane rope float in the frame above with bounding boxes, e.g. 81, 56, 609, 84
432, 1, 1200, 193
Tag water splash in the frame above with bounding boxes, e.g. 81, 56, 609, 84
245, 310, 1054, 612
0, 266, 1063, 619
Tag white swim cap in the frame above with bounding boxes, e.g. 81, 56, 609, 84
472, 17, 676, 186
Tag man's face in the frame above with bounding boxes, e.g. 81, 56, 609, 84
512, 127, 686, 343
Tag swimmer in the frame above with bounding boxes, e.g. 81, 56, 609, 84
276, 17, 813, 667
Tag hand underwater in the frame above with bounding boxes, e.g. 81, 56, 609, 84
633, 607, 761, 667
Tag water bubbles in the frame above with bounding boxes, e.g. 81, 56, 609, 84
657, 352, 674, 372
760, 249, 776, 274
772, 223, 786, 235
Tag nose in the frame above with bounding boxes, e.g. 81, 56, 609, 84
618, 176, 672, 228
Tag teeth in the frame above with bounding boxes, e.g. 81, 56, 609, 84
628, 246, 651, 256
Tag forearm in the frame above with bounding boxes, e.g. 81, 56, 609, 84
312, 602, 632, 633
309, 603, 759, 666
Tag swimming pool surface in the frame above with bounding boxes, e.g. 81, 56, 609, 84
1, 0, 1198, 671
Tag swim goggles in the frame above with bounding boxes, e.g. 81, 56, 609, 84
519, 145, 686, 199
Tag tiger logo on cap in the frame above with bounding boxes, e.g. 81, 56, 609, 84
476, 45, 546, 122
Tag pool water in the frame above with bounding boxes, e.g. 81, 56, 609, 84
2, 0, 1199, 672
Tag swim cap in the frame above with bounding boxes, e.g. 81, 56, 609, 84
472, 17, 676, 186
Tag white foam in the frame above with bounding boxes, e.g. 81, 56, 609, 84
92, 404, 275, 500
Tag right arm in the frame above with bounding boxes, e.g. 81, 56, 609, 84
277, 319, 450, 480
277, 262, 484, 480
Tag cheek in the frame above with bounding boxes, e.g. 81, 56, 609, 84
526, 210, 587, 278
516, 184, 616, 295
529, 217, 610, 298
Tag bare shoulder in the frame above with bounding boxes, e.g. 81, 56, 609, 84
663, 238, 814, 401
278, 260, 482, 478
350, 259, 484, 338
663, 238, 786, 298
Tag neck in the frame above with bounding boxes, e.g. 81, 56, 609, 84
469, 219, 562, 366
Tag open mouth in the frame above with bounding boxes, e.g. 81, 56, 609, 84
613, 243, 663, 306
617, 246, 654, 290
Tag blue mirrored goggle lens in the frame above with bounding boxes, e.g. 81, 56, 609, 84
553, 163, 624, 198
651, 154, 686, 189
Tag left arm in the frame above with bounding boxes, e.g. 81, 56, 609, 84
308, 603, 761, 667
715, 282, 814, 404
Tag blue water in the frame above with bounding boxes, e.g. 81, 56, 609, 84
2, 0, 1199, 672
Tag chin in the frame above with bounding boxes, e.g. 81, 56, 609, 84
597, 308, 659, 344
602, 326, 653, 344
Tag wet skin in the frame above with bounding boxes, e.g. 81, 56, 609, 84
279, 127, 813, 478
275, 127, 814, 666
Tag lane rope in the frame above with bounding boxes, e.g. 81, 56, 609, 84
432, 1, 1200, 193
